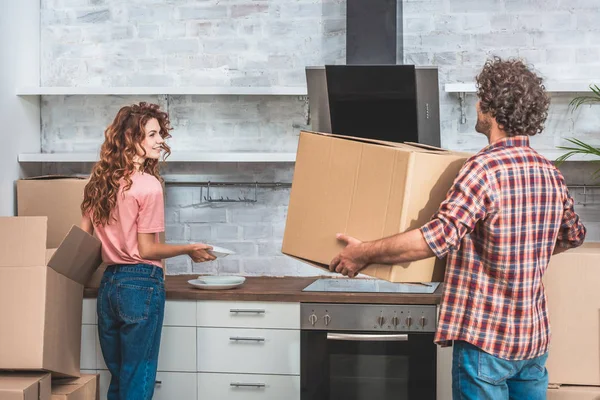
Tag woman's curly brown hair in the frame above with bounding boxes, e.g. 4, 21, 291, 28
81, 102, 172, 226
476, 57, 550, 137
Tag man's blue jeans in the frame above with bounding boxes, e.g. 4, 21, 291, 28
452, 340, 548, 400
97, 264, 166, 400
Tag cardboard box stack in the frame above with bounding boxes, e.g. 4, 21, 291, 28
0, 176, 101, 399
282, 130, 470, 283
545, 244, 600, 399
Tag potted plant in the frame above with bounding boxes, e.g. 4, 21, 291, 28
556, 84, 600, 164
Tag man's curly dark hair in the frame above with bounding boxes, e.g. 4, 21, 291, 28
476, 57, 550, 137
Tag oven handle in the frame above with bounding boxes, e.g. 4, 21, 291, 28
327, 333, 408, 342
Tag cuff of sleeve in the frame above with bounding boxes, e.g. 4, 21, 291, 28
138, 226, 165, 234
420, 219, 449, 259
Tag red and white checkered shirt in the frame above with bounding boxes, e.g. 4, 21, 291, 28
420, 136, 586, 360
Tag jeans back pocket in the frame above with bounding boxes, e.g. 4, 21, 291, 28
478, 348, 515, 385
116, 283, 154, 323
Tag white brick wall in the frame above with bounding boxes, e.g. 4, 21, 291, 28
40, 0, 600, 275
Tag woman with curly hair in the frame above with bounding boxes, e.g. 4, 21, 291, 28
328, 58, 586, 399
81, 102, 215, 400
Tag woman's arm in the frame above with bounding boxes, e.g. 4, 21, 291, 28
138, 233, 216, 262
80, 215, 94, 235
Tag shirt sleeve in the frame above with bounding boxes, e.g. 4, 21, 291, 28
556, 186, 586, 249
420, 159, 493, 259
135, 182, 165, 234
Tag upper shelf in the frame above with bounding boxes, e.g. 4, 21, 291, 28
18, 152, 297, 163
445, 82, 597, 94
16, 86, 308, 96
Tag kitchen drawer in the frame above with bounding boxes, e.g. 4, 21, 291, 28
81, 324, 97, 370
97, 370, 196, 400
197, 327, 300, 375
197, 301, 300, 329
197, 373, 300, 400
82, 298, 97, 324
163, 300, 196, 326
97, 326, 196, 372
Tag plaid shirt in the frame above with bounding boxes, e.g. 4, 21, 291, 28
421, 136, 586, 360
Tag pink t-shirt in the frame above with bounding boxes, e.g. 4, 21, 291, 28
94, 172, 165, 268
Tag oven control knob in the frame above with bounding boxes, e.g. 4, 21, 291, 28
405, 316, 413, 327
324, 314, 331, 326
420, 316, 427, 328
309, 313, 318, 326
376, 316, 386, 327
391, 316, 400, 327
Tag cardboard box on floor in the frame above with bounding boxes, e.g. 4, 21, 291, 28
547, 385, 600, 400
282, 131, 470, 283
0, 372, 51, 400
0, 217, 102, 378
17, 176, 89, 248
51, 374, 98, 400
545, 243, 600, 386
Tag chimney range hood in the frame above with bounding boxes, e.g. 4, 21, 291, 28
306, 0, 441, 147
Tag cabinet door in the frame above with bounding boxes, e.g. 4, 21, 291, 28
80, 324, 96, 370
96, 326, 197, 372
97, 371, 196, 400
197, 327, 300, 375
197, 373, 300, 400
163, 300, 196, 327
197, 301, 300, 329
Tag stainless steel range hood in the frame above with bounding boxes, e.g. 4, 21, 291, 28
306, 0, 441, 147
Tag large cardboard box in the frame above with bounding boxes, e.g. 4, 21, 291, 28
282, 131, 469, 282
545, 243, 600, 386
17, 176, 89, 248
0, 373, 51, 400
0, 217, 102, 378
51, 374, 98, 400
547, 385, 600, 400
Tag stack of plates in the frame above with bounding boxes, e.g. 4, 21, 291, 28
188, 275, 246, 290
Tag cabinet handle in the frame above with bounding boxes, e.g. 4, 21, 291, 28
155, 381, 162, 385
230, 382, 266, 388
229, 309, 265, 314
229, 336, 265, 342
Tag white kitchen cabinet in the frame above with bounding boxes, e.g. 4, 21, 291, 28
197, 301, 300, 329
82, 298, 97, 324
197, 373, 300, 400
437, 346, 452, 400
95, 326, 197, 372
163, 300, 197, 327
80, 325, 97, 370
197, 327, 300, 375
97, 370, 196, 400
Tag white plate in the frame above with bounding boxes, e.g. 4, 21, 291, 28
188, 277, 245, 290
206, 245, 236, 258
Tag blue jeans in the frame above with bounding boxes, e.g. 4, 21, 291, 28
452, 341, 548, 400
97, 264, 166, 400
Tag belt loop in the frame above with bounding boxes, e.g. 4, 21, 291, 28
151, 265, 157, 278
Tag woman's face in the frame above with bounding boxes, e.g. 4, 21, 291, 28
138, 118, 164, 160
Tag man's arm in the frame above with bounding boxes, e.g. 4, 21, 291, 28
553, 188, 586, 254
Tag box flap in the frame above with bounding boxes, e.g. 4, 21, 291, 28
0, 217, 47, 267
20, 175, 88, 181
46, 226, 102, 285
301, 130, 458, 154
0, 373, 51, 400
51, 374, 96, 400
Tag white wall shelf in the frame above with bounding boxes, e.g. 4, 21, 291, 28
445, 82, 598, 94
445, 82, 598, 124
18, 152, 297, 163
16, 86, 308, 96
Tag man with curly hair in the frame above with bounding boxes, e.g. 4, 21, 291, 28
329, 57, 586, 399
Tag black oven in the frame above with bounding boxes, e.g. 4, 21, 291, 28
301, 303, 437, 400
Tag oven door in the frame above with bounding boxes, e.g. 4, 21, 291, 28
301, 330, 436, 400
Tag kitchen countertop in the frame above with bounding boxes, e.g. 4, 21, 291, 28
84, 275, 443, 304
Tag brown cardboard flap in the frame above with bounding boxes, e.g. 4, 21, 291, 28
47, 226, 102, 285
51, 374, 97, 400
547, 385, 600, 399
0, 372, 51, 400
301, 130, 417, 150
0, 217, 47, 267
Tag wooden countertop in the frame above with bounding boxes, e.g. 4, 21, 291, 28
84, 275, 442, 304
